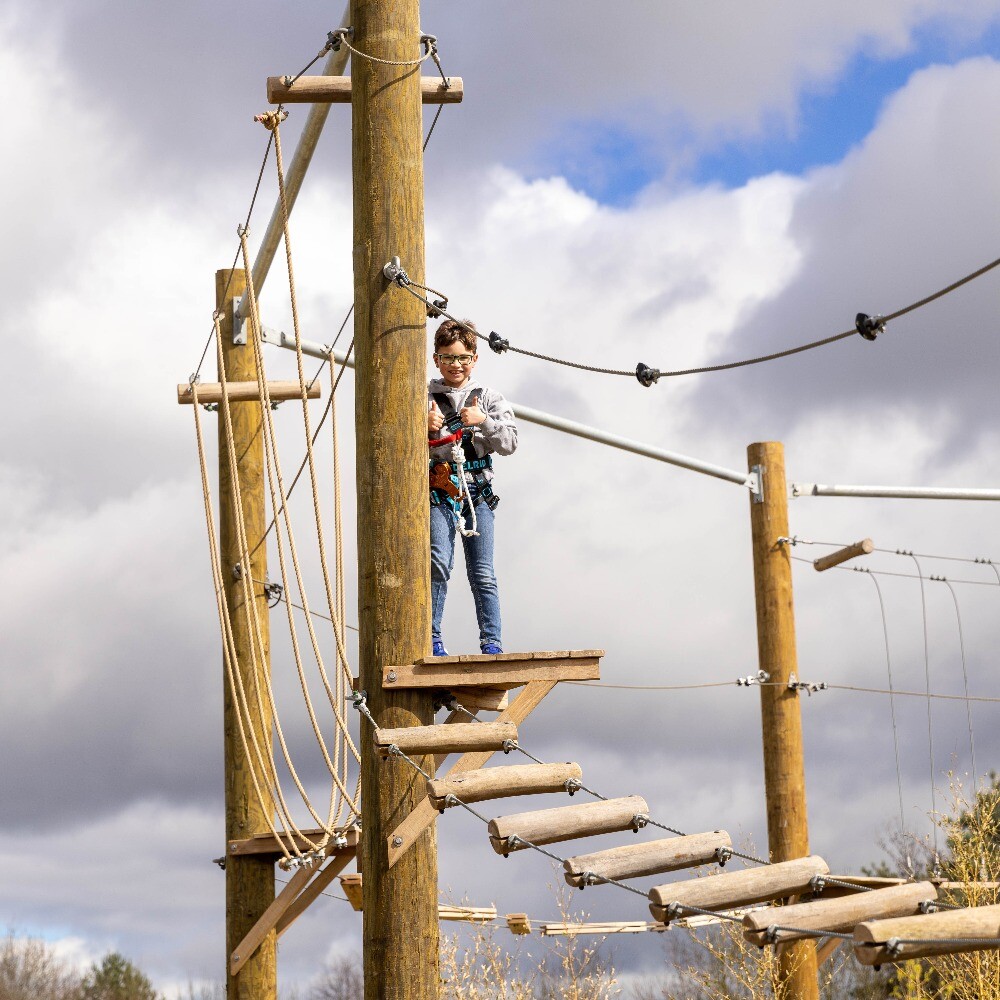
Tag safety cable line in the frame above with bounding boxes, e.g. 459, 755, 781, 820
252, 577, 360, 632
387, 253, 1000, 385
192, 130, 277, 384
942, 579, 978, 784
789, 554, 1000, 587
784, 536, 1000, 569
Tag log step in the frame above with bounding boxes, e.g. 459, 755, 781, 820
427, 763, 583, 812
854, 903, 1000, 965
564, 831, 732, 888
374, 721, 517, 759
488, 795, 648, 856
743, 881, 938, 946
649, 855, 830, 923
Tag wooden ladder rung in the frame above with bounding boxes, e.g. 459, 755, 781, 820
744, 881, 938, 946
340, 873, 363, 911
854, 903, 1000, 965
374, 721, 517, 759
177, 380, 321, 404
506, 913, 532, 935
649, 856, 830, 924
427, 762, 582, 811
564, 831, 732, 888
488, 795, 648, 856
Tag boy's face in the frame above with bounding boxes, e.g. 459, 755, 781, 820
433, 338, 478, 388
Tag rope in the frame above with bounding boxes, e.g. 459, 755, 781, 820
329, 28, 436, 68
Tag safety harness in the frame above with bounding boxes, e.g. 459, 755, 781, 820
428, 388, 500, 535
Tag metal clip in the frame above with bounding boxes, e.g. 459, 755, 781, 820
635, 362, 661, 387
855, 313, 885, 341
736, 670, 770, 687
383, 257, 410, 286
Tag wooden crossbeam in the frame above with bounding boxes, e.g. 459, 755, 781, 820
267, 75, 464, 105
854, 904, 1000, 964
387, 680, 557, 867
228, 826, 358, 857
439, 905, 497, 923
813, 538, 874, 571
449, 686, 509, 711
341, 873, 364, 911
541, 921, 668, 936
382, 649, 603, 691
506, 913, 532, 935
177, 380, 321, 405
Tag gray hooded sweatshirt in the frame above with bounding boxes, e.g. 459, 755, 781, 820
428, 377, 518, 485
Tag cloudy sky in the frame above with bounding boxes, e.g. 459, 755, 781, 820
4, 0, 1000, 994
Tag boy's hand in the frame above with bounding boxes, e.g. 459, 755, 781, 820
428, 401, 445, 434
460, 401, 487, 427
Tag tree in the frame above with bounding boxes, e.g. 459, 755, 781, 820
308, 955, 363, 1000
79, 952, 159, 1000
0, 929, 82, 1000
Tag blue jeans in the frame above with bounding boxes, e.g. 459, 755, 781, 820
430, 500, 502, 648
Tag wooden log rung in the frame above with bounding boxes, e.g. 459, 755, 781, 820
564, 831, 732, 888
488, 795, 649, 856
854, 903, 1000, 965
649, 856, 830, 924
340, 873, 363, 911
177, 380, 321, 404
374, 721, 517, 759
267, 75, 465, 105
506, 913, 532, 935
427, 762, 583, 811
743, 881, 938, 946
813, 538, 874, 571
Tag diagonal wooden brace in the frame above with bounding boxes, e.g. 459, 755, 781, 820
386, 679, 556, 867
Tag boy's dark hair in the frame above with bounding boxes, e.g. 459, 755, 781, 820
434, 318, 478, 353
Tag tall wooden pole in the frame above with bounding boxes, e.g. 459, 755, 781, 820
350, 2, 438, 999
217, 269, 277, 1000
747, 441, 818, 1000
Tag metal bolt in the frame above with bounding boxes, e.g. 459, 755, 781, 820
230, 843, 238, 851
392, 836, 403, 847
233, 955, 240, 963
387, 670, 397, 683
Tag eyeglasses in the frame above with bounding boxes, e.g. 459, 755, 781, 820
434, 353, 476, 366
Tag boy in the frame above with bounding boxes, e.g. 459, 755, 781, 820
427, 319, 517, 656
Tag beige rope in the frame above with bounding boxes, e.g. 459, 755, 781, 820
238, 226, 360, 832
330, 28, 435, 68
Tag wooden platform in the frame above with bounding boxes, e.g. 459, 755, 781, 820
380, 649, 603, 691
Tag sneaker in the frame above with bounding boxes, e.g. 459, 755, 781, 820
480, 642, 503, 655
432, 639, 449, 657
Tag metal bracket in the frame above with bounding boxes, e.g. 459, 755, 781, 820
790, 482, 816, 498
748, 465, 764, 504
233, 297, 247, 345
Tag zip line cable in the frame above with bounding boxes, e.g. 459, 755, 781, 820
385, 252, 1000, 386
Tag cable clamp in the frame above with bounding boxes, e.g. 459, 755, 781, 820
855, 313, 885, 341
579, 871, 600, 889
777, 535, 811, 547
383, 257, 410, 286
666, 902, 684, 920
736, 670, 770, 687
263, 580, 283, 607
918, 900, 939, 914
929, 574, 947, 582
765, 925, 780, 944
385, 744, 402, 758
488, 331, 509, 355
885, 937, 903, 957
202, 402, 219, 412
632, 813, 650, 832
635, 362, 661, 387
810, 874, 828, 892
327, 27, 354, 52
232, 563, 243, 581
419, 33, 437, 55
501, 739, 518, 754
444, 794, 460, 808
787, 674, 828, 695
715, 846, 733, 866
427, 296, 449, 319
212, 855, 226, 870
564, 778, 582, 796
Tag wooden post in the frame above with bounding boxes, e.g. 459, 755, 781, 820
217, 268, 276, 1000
350, 1, 437, 997
747, 442, 819, 1000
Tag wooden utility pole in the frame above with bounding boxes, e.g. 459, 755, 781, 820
217, 268, 277, 1000
350, 1, 438, 998
747, 441, 819, 1000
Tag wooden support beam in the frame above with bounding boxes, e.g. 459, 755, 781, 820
268, 74, 464, 105
382, 649, 602, 690
228, 826, 359, 857
178, 380, 321, 405
276, 851, 357, 937
231, 861, 319, 977
541, 921, 668, 936
439, 905, 497, 923
854, 904, 1000, 964
743, 882, 938, 946
448, 686, 510, 711
563, 831, 732, 888
340, 873, 364, 911
427, 762, 583, 811
813, 538, 874, 572
649, 856, 830, 924
374, 720, 517, 758
506, 913, 532, 935
488, 796, 649, 856
386, 680, 557, 867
